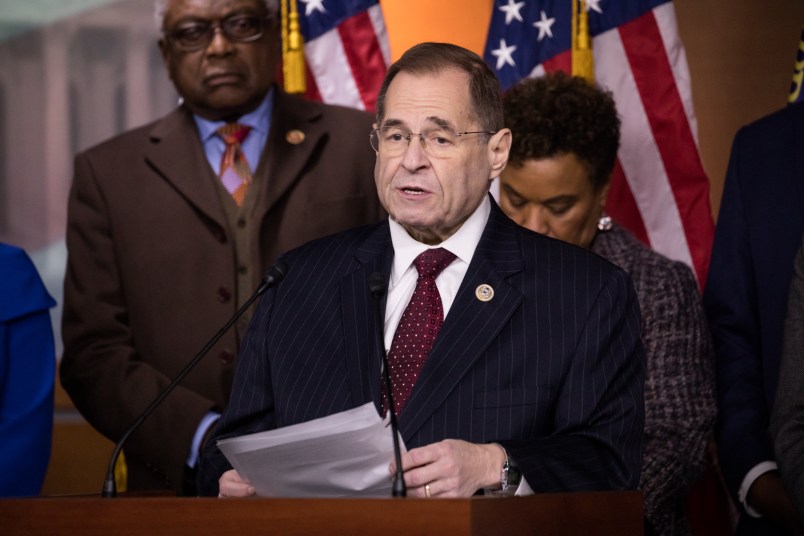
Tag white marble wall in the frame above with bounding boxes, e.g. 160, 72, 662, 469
0, 0, 178, 353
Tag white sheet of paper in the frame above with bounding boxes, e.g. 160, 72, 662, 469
216, 402, 407, 497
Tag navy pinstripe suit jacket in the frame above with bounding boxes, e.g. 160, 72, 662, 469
197, 198, 646, 496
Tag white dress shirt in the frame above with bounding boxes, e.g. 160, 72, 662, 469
384, 196, 491, 351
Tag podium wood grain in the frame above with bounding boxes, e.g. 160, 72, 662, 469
1, 492, 642, 535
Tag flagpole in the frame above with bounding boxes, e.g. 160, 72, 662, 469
571, 0, 594, 82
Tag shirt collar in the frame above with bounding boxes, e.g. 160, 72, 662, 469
193, 88, 274, 142
389, 195, 491, 283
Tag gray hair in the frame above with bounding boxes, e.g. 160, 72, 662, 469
376, 42, 504, 133
154, 0, 279, 29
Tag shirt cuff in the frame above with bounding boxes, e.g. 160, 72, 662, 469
515, 476, 533, 496
738, 461, 778, 518
186, 411, 221, 468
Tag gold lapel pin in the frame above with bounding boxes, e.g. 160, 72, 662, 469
475, 284, 494, 302
286, 129, 305, 145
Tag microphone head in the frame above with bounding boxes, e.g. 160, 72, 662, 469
264, 261, 288, 287
369, 272, 386, 298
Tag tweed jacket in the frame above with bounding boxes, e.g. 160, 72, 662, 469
592, 224, 716, 535
198, 198, 647, 497
60, 88, 385, 492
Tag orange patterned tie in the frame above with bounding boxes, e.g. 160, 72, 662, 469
216, 123, 253, 206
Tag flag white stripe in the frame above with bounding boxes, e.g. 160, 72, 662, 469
305, 30, 364, 109
529, 64, 547, 78
594, 26, 694, 268
367, 4, 392, 66
654, 3, 699, 144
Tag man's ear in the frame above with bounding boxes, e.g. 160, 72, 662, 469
488, 128, 512, 178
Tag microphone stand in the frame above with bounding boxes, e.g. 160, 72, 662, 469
101, 262, 288, 497
369, 272, 406, 497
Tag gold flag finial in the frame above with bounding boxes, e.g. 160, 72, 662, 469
571, 0, 595, 82
788, 25, 804, 104
281, 0, 306, 94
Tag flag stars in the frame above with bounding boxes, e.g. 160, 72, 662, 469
498, 0, 525, 25
533, 10, 555, 41
585, 0, 604, 14
491, 38, 517, 70
300, 0, 326, 16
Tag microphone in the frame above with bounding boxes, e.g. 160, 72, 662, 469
369, 272, 406, 497
102, 261, 288, 497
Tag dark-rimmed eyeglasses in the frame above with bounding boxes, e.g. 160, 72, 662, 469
369, 126, 496, 158
163, 14, 273, 52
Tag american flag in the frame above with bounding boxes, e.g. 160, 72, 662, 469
484, 0, 714, 285
295, 0, 390, 112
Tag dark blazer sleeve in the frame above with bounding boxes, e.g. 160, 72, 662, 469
500, 267, 645, 492
771, 234, 804, 521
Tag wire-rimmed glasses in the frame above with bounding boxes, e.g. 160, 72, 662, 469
163, 14, 273, 52
369, 126, 496, 158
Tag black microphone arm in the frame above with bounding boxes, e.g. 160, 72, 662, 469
101, 261, 288, 498
369, 272, 407, 497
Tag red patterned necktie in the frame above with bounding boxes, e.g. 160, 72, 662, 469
216, 123, 252, 206
383, 247, 457, 416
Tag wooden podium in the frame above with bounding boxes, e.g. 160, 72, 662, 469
1, 491, 642, 535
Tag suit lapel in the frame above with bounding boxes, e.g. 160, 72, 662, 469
145, 108, 227, 229
253, 90, 329, 223
340, 223, 394, 411
144, 90, 334, 237
399, 201, 525, 440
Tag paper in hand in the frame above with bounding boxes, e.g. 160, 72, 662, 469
217, 402, 406, 497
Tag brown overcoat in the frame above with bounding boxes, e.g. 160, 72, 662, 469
60, 89, 385, 492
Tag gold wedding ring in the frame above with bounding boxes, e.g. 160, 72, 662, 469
424, 483, 431, 498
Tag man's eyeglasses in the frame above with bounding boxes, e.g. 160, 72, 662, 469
369, 126, 495, 158
163, 15, 273, 52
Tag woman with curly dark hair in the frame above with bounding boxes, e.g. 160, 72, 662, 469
500, 72, 716, 536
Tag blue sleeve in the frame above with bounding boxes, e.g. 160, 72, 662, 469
0, 244, 56, 497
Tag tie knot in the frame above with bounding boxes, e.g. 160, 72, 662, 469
414, 248, 456, 279
217, 123, 251, 145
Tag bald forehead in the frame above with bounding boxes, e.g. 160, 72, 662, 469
155, 0, 275, 27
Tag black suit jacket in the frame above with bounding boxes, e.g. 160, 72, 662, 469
704, 102, 804, 533
198, 198, 646, 496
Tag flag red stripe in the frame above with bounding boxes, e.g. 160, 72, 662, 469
618, 11, 713, 284
337, 12, 387, 112
607, 161, 650, 245
303, 63, 323, 103
542, 49, 572, 74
